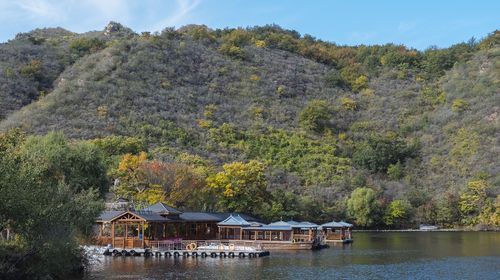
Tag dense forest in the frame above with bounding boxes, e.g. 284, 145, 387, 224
0, 22, 499, 278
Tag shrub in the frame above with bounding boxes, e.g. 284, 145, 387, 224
352, 75, 369, 92
299, 100, 331, 133
324, 69, 345, 87
340, 97, 357, 111
69, 37, 105, 58
451, 98, 469, 112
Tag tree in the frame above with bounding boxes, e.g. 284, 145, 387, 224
387, 161, 404, 180
207, 160, 269, 215
0, 131, 104, 279
347, 187, 380, 227
459, 179, 488, 226
19, 132, 109, 195
353, 133, 417, 173
298, 100, 331, 133
112, 152, 149, 199
384, 199, 413, 227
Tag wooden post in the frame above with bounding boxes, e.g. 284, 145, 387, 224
111, 222, 115, 248
269, 231, 272, 241
141, 222, 145, 248
239, 228, 243, 240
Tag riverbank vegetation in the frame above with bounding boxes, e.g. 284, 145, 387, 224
0, 23, 499, 278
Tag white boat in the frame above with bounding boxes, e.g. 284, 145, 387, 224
419, 224, 438, 231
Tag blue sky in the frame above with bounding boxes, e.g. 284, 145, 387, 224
0, 0, 498, 49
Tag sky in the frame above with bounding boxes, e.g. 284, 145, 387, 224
0, 0, 499, 49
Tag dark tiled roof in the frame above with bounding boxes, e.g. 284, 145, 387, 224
97, 211, 125, 222
179, 212, 223, 222
133, 210, 171, 222
143, 202, 182, 215
96, 207, 259, 223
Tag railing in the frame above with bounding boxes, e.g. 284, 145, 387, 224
326, 233, 344, 240
149, 239, 263, 251
292, 234, 312, 241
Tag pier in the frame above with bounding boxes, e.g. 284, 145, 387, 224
103, 240, 270, 258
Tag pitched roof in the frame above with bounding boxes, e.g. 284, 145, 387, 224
143, 202, 182, 215
244, 225, 292, 231
211, 213, 260, 222
286, 220, 318, 228
319, 221, 344, 228
338, 221, 353, 227
217, 215, 251, 226
268, 220, 292, 227
97, 210, 125, 222
180, 212, 223, 222
133, 210, 171, 222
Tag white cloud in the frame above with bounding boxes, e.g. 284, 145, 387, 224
151, 0, 201, 30
14, 0, 67, 22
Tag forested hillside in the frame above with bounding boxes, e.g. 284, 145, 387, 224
1, 22, 499, 229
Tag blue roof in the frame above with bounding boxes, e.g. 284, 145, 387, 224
268, 221, 292, 227
319, 221, 344, 228
286, 220, 318, 228
338, 221, 353, 227
244, 225, 292, 231
217, 215, 251, 226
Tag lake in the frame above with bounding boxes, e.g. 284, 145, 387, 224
85, 232, 500, 279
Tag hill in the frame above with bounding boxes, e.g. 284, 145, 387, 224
0, 23, 498, 227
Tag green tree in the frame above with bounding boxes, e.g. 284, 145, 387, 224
353, 133, 417, 173
347, 187, 379, 227
298, 100, 331, 133
207, 160, 269, 215
387, 161, 404, 180
0, 131, 104, 279
384, 199, 413, 227
19, 132, 109, 195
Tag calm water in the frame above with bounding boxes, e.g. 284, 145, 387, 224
85, 232, 500, 280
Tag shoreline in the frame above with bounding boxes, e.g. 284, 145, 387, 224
353, 229, 500, 232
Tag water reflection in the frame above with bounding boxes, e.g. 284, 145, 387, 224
85, 232, 500, 280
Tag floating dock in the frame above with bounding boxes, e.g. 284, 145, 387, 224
103, 240, 270, 258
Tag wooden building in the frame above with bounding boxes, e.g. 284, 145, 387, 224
94, 202, 258, 249
319, 221, 353, 243
217, 216, 323, 250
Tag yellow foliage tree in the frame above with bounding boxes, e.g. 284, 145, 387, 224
207, 160, 268, 215
459, 179, 488, 226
